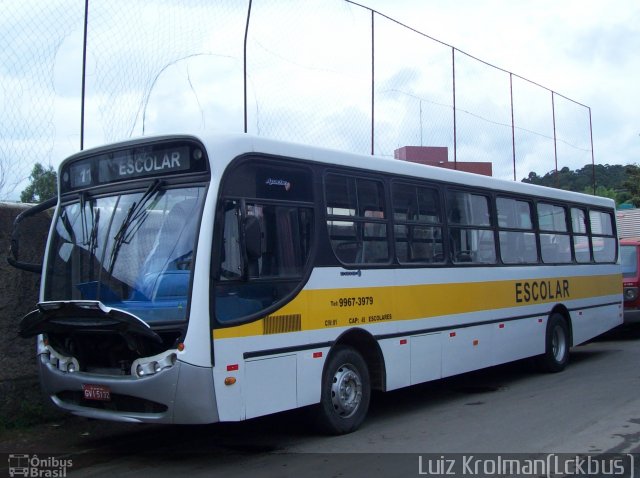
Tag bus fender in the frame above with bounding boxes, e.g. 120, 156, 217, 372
329, 327, 386, 392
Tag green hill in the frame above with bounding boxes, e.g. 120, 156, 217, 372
522, 164, 639, 206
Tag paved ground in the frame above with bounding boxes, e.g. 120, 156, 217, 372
2, 324, 640, 477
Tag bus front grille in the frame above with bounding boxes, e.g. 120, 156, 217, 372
56, 391, 168, 414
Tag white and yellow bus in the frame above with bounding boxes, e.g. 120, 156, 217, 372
14, 134, 622, 434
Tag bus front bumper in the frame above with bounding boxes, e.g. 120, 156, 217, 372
623, 307, 640, 324
38, 357, 219, 424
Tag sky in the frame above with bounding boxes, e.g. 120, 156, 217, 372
363, 0, 640, 167
1, 0, 639, 199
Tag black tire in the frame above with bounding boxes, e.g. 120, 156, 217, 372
316, 346, 370, 435
536, 313, 570, 373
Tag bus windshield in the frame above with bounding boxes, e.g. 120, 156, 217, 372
44, 185, 206, 325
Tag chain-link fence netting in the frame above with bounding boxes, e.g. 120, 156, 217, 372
85, 0, 245, 142
373, 13, 454, 160
0, 0, 595, 200
511, 76, 557, 182
454, 52, 514, 180
0, 0, 83, 199
246, 0, 371, 153
553, 93, 594, 182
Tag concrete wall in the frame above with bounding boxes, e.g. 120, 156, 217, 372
0, 202, 53, 421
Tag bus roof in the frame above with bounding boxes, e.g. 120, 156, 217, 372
199, 133, 614, 209
68, 132, 614, 209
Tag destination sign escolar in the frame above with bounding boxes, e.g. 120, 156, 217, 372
98, 146, 191, 183
60, 141, 209, 193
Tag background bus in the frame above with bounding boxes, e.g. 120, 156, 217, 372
621, 238, 640, 323
11, 134, 622, 434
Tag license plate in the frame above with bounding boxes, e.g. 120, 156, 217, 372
82, 384, 111, 401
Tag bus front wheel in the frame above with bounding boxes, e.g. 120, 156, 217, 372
316, 346, 371, 435
536, 313, 570, 373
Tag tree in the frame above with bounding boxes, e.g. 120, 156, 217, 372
586, 185, 617, 202
20, 163, 57, 203
622, 165, 640, 207
522, 163, 636, 206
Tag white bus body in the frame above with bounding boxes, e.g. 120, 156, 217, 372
17, 134, 622, 433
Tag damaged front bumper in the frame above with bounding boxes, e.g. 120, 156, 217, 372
37, 341, 219, 424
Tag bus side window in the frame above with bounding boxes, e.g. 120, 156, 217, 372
215, 200, 314, 323
447, 190, 495, 264
219, 201, 242, 279
590, 210, 616, 263
246, 204, 312, 278
392, 183, 443, 264
571, 208, 591, 263
497, 197, 538, 264
537, 203, 571, 264
325, 174, 389, 265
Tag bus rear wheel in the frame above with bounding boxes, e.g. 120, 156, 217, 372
316, 346, 370, 435
536, 313, 570, 373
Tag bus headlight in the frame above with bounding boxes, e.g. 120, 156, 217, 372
38, 337, 80, 374
624, 287, 638, 302
132, 350, 177, 378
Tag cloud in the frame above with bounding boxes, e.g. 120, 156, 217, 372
2, 0, 638, 201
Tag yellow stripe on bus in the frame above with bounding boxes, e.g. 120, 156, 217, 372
213, 273, 621, 339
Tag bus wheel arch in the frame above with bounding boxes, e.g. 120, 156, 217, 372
536, 308, 571, 373
550, 304, 573, 347
332, 328, 385, 391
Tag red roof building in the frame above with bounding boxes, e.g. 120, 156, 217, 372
394, 146, 492, 177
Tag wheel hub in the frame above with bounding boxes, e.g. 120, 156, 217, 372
552, 325, 567, 361
330, 364, 362, 418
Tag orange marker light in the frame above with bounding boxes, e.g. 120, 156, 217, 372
224, 377, 236, 386
177, 343, 185, 352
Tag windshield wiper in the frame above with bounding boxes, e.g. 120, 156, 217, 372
80, 192, 89, 246
108, 179, 163, 275
79, 192, 101, 275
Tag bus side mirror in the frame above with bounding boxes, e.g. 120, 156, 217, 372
244, 215, 262, 261
6, 196, 57, 273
